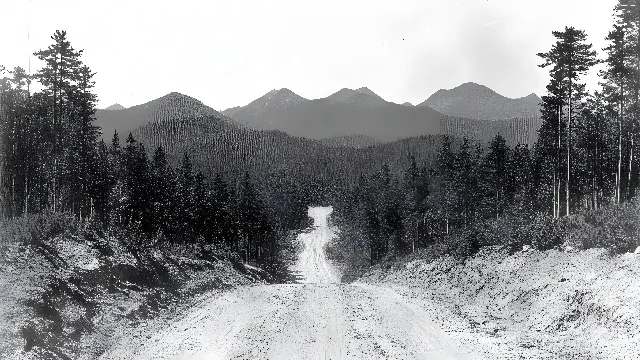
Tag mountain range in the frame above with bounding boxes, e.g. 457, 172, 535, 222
95, 82, 542, 147
221, 87, 442, 142
89, 82, 544, 205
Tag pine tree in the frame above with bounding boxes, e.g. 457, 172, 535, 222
177, 152, 195, 242
454, 137, 479, 227
89, 140, 112, 224
483, 135, 511, 218
33, 30, 85, 213
508, 144, 535, 213
435, 135, 457, 232
616, 1, 640, 199
238, 172, 273, 263
151, 146, 176, 239
0, 65, 6, 217
537, 26, 599, 216
193, 171, 210, 243
602, 22, 630, 203
211, 173, 236, 250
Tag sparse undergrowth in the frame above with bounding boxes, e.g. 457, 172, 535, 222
0, 212, 268, 360
417, 197, 640, 263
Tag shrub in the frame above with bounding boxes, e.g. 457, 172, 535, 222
475, 215, 532, 252
431, 228, 481, 260
575, 200, 640, 254
558, 214, 591, 251
593, 202, 638, 254
520, 214, 563, 251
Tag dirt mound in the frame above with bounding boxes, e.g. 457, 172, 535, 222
0, 229, 264, 359
360, 246, 640, 359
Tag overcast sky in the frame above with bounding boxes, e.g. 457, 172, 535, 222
2, 0, 617, 110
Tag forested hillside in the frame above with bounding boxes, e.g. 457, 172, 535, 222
131, 113, 444, 231
317, 135, 382, 148
94, 92, 238, 141
440, 115, 543, 147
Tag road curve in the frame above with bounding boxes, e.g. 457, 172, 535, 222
291, 206, 341, 284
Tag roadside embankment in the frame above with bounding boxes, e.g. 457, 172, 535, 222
359, 246, 640, 359
0, 213, 266, 360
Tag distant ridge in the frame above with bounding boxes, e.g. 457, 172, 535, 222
325, 87, 387, 107
418, 82, 541, 120
222, 87, 442, 141
95, 92, 234, 140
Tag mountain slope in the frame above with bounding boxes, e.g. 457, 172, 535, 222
418, 82, 541, 120
441, 115, 543, 147
131, 113, 443, 195
223, 88, 443, 141
318, 135, 382, 149
95, 92, 235, 140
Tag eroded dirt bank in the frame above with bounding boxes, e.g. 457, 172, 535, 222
359, 246, 640, 359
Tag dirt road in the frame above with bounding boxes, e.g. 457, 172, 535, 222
101, 207, 478, 360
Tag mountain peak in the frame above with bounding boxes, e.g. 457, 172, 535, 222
96, 92, 228, 141
243, 88, 308, 113
149, 92, 208, 110
104, 103, 125, 110
355, 87, 379, 97
327, 88, 358, 102
326, 87, 386, 106
418, 82, 541, 120
265, 88, 304, 101
454, 82, 495, 93
163, 91, 191, 100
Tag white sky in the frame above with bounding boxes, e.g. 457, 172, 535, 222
2, 0, 617, 110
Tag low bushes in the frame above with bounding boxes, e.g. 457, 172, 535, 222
0, 211, 79, 247
421, 198, 640, 260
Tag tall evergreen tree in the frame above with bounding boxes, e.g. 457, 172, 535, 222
483, 135, 511, 218
602, 22, 631, 203
33, 30, 85, 213
537, 26, 599, 216
616, 1, 640, 199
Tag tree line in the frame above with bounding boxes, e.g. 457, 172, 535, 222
333, 134, 534, 265
536, 2, 640, 217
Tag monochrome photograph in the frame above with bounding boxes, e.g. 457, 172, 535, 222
1, 0, 639, 358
